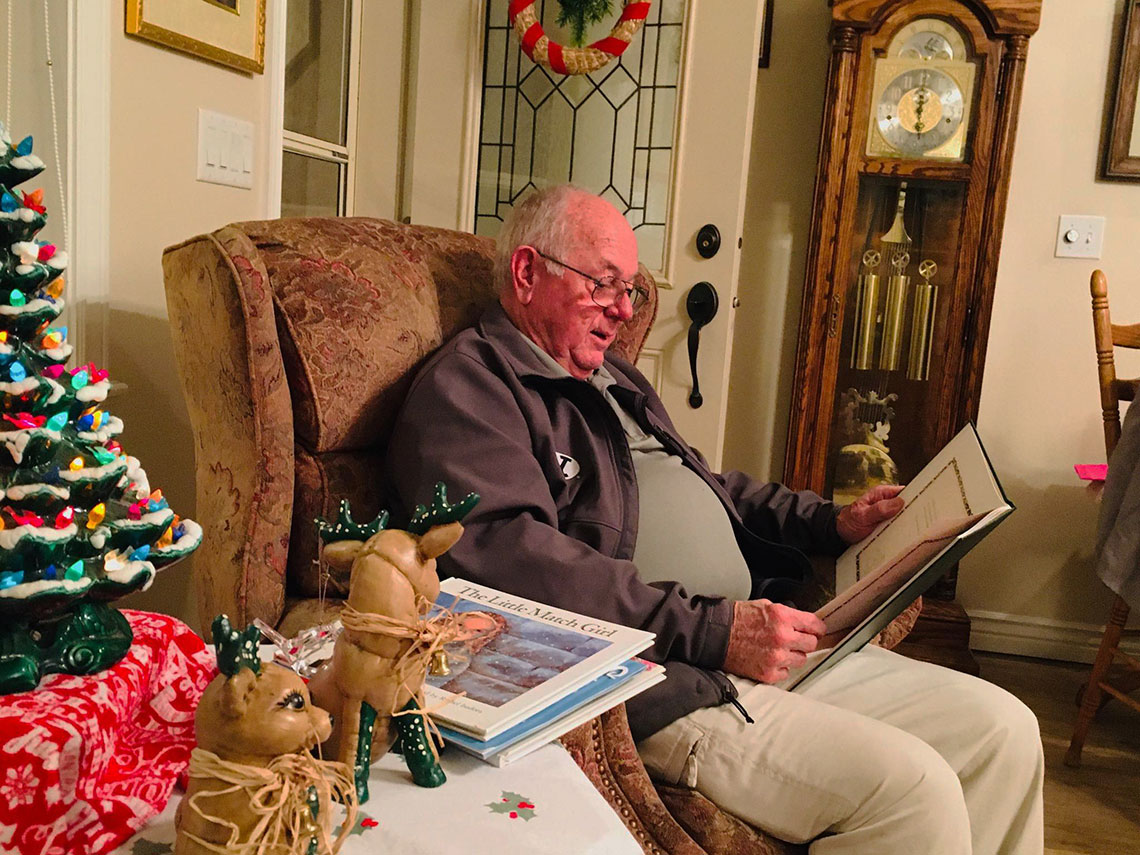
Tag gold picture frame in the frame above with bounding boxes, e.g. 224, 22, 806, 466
1103, 0, 1140, 180
125, 0, 266, 74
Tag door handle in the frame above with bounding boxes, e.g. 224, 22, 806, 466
685, 281, 719, 409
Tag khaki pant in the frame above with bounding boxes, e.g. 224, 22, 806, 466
638, 646, 1044, 854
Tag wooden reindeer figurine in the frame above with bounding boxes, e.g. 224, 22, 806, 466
176, 617, 355, 855
308, 483, 479, 802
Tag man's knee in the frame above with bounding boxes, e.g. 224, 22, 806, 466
882, 736, 965, 809
834, 733, 970, 851
959, 679, 1044, 776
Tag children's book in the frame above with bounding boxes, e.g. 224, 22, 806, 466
426, 578, 656, 740
438, 658, 665, 767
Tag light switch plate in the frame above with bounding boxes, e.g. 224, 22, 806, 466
1054, 215, 1105, 259
197, 108, 254, 189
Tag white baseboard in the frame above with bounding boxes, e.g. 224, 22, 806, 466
969, 610, 1140, 664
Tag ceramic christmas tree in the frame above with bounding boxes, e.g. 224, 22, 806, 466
0, 122, 201, 694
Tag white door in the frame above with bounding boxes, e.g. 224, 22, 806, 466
403, 0, 767, 469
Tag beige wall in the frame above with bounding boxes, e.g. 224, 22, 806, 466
110, 5, 274, 627
964, 0, 1140, 631
724, 0, 1140, 651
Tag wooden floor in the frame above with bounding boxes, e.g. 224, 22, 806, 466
976, 652, 1140, 855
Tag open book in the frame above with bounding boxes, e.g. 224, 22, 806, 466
787, 422, 1013, 692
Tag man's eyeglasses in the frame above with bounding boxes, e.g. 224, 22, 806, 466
534, 249, 650, 313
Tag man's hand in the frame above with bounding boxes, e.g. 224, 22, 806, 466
722, 600, 827, 684
835, 484, 905, 544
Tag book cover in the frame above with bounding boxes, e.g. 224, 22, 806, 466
491, 665, 666, 768
438, 658, 656, 762
425, 578, 655, 740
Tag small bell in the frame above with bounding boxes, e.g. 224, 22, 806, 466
429, 649, 451, 677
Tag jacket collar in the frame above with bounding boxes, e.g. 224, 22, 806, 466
479, 302, 636, 391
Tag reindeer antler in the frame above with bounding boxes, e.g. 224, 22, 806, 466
407, 482, 480, 535
315, 499, 390, 544
212, 615, 263, 677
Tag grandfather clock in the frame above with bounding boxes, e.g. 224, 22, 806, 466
784, 0, 1041, 672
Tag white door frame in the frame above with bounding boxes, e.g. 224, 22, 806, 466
400, 0, 485, 231
68, 0, 111, 370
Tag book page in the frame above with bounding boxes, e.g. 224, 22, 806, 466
836, 423, 1008, 590
816, 514, 982, 648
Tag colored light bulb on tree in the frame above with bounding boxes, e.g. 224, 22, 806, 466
86, 503, 105, 529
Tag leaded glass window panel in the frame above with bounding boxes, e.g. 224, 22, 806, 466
475, 0, 685, 271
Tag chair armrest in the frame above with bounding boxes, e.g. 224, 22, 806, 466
163, 228, 295, 635
560, 705, 707, 855
655, 784, 806, 855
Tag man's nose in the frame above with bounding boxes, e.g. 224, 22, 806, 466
607, 293, 634, 322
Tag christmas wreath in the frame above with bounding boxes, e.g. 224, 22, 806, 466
509, 0, 652, 76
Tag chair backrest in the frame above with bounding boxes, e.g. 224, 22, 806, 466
1091, 269, 1140, 459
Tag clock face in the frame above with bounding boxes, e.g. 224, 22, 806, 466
866, 39, 977, 162
876, 67, 964, 156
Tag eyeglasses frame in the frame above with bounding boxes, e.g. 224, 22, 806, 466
532, 248, 650, 313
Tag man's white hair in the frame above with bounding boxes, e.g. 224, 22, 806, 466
494, 184, 588, 292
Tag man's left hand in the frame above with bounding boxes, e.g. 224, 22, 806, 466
836, 484, 905, 544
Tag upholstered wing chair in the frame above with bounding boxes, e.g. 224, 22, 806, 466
163, 217, 916, 855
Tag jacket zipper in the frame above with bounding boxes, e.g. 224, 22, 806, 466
706, 669, 754, 724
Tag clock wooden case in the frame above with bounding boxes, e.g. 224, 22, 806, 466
784, 0, 1041, 670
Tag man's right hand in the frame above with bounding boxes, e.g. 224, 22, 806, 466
722, 600, 828, 684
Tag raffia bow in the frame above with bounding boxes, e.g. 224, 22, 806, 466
182, 747, 358, 855
338, 597, 485, 758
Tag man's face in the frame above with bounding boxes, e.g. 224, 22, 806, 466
513, 198, 639, 379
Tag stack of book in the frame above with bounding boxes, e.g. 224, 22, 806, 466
425, 579, 664, 767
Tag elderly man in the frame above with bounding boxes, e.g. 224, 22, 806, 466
385, 186, 1043, 854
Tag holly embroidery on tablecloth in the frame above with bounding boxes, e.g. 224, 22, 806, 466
486, 791, 537, 821
341, 811, 379, 836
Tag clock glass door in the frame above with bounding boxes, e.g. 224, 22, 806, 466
828, 176, 967, 504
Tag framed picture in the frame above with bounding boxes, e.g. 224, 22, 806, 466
1103, 0, 1140, 180
125, 0, 266, 74
757, 0, 775, 68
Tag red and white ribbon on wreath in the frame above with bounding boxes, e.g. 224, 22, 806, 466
508, 1, 652, 76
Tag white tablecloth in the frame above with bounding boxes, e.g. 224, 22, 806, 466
112, 743, 642, 855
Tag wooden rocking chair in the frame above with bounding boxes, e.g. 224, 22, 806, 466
1065, 269, 1140, 767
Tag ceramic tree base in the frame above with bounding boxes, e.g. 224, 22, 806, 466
0, 601, 132, 693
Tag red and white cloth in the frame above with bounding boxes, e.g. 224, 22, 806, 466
0, 610, 215, 855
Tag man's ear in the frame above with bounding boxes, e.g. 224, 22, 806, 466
509, 246, 539, 305
219, 668, 258, 719
418, 522, 464, 561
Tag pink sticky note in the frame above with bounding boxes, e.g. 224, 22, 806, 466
1075, 464, 1108, 481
